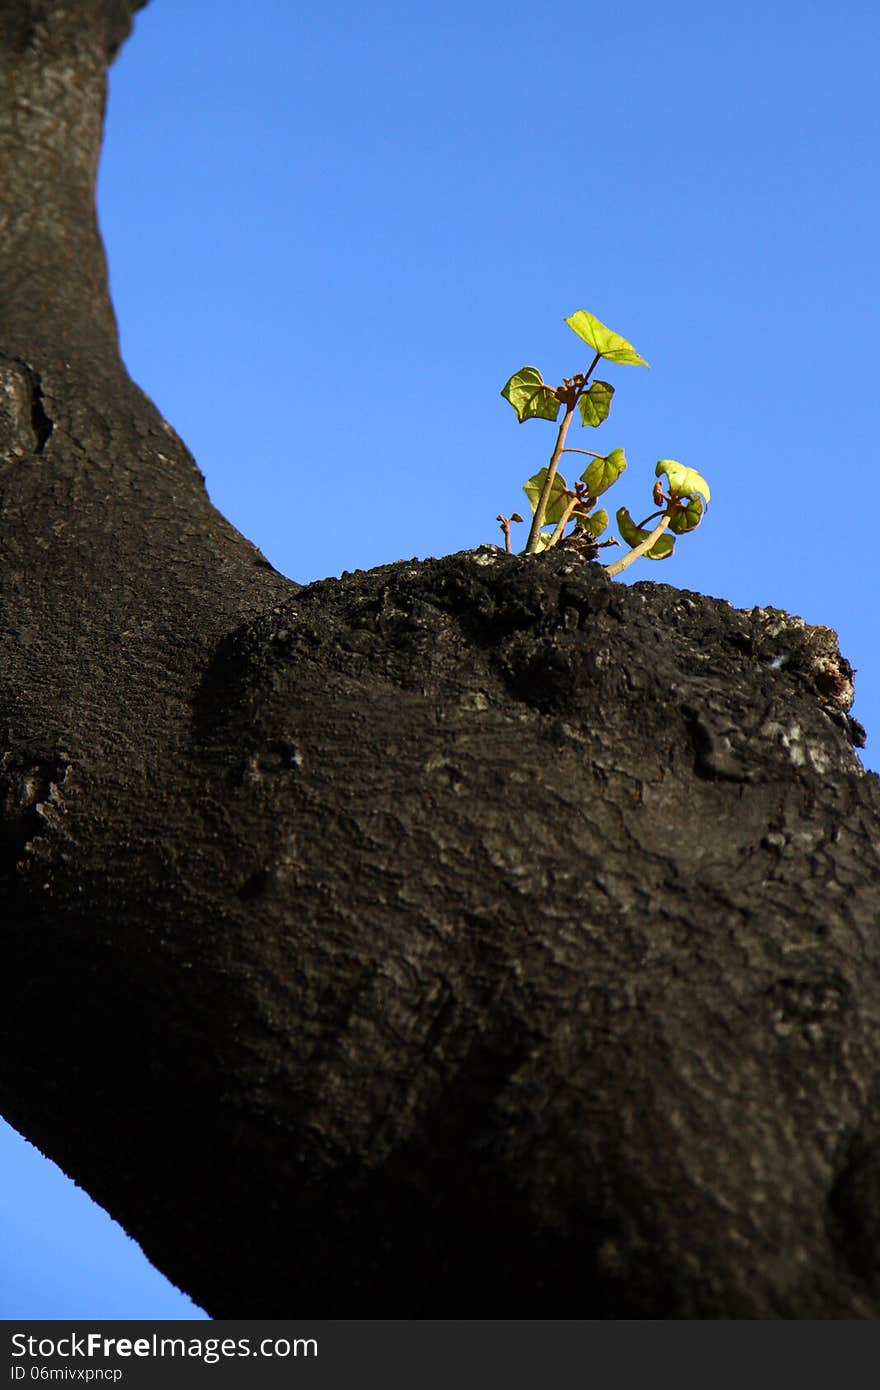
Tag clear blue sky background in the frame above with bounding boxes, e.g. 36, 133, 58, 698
3, 0, 879, 1319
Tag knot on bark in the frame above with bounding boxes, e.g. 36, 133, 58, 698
194, 548, 866, 792
0, 357, 53, 459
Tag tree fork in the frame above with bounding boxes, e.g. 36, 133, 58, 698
1, 1, 880, 1319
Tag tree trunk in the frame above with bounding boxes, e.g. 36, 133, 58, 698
2, 1, 880, 1319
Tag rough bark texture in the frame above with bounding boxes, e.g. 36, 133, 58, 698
2, 1, 880, 1319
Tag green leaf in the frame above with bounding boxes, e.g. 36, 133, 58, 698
616, 507, 675, 560
501, 367, 562, 423
523, 467, 569, 523
577, 380, 615, 427
577, 507, 608, 539
669, 494, 704, 534
565, 310, 649, 367
655, 459, 710, 506
581, 446, 627, 497
534, 529, 557, 552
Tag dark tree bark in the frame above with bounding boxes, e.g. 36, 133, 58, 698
2, 0, 880, 1319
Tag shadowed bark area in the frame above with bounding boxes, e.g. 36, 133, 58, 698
2, 0, 880, 1318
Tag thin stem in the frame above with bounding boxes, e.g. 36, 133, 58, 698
636, 508, 664, 530
561, 448, 605, 459
524, 352, 601, 555
604, 515, 671, 579
525, 403, 575, 553
582, 351, 602, 384
496, 515, 513, 552
546, 494, 581, 548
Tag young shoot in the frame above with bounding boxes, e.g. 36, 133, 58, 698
499, 310, 709, 576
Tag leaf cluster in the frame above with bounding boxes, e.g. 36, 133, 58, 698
498, 310, 709, 576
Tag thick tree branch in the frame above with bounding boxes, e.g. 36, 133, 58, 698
2, 1, 880, 1320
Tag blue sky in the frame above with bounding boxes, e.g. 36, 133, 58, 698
3, 0, 879, 1319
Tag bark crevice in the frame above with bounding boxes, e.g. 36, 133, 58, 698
1, 0, 880, 1319
28, 369, 52, 451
